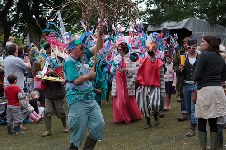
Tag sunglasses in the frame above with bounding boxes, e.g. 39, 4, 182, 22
79, 46, 84, 51
188, 46, 196, 50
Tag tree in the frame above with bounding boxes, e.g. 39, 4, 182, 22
196, 0, 226, 26
16, 0, 66, 48
65, 0, 140, 32
0, 0, 19, 46
142, 0, 226, 26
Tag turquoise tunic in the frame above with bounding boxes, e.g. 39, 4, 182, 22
64, 49, 94, 105
93, 58, 108, 107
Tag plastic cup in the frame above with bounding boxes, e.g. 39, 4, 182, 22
180, 55, 186, 65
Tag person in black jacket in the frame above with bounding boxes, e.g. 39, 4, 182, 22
173, 39, 189, 121
178, 40, 198, 137
194, 35, 226, 149
41, 71, 68, 137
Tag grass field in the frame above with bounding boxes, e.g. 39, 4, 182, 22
0, 96, 225, 150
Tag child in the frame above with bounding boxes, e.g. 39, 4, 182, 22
163, 54, 176, 111
30, 90, 45, 118
32, 61, 45, 107
20, 91, 42, 123
4, 74, 25, 135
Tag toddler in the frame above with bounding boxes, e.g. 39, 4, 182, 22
30, 90, 45, 118
4, 74, 25, 135
20, 92, 42, 123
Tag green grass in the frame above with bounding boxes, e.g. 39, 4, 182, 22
0, 96, 225, 150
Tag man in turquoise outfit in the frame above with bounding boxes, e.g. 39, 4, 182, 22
64, 26, 105, 150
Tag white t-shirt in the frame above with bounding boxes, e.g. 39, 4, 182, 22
188, 57, 196, 65
4, 55, 28, 90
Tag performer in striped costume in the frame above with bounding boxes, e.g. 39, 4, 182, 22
135, 44, 166, 129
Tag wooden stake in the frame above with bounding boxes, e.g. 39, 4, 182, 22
93, 3, 104, 71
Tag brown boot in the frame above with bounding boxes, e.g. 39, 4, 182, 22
186, 124, 196, 137
41, 131, 51, 137
159, 111, 165, 118
83, 136, 97, 150
69, 143, 78, 150
7, 126, 14, 135
178, 113, 188, 122
41, 116, 52, 137
144, 117, 151, 129
61, 116, 69, 133
153, 112, 160, 126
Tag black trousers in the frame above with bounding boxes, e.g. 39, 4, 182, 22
198, 118, 218, 132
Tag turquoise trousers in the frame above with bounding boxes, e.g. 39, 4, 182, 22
68, 100, 105, 147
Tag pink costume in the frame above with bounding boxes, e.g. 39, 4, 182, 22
112, 54, 142, 123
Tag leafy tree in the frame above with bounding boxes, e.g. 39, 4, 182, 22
142, 0, 226, 26
65, 0, 139, 33
0, 0, 19, 46
16, 0, 66, 48
196, 0, 226, 26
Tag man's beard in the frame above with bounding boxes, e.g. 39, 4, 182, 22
79, 55, 85, 61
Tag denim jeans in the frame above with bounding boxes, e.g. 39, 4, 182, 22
183, 83, 197, 125
68, 100, 105, 147
180, 92, 187, 114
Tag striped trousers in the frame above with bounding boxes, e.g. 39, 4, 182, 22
136, 86, 163, 118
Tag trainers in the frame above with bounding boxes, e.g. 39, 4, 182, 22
41, 131, 51, 137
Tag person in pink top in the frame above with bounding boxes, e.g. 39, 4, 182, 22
163, 54, 176, 111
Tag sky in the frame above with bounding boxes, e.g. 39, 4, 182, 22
137, 0, 147, 11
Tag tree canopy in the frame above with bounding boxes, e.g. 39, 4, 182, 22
142, 0, 226, 26
1, 0, 226, 47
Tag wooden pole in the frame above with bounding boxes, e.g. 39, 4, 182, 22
93, 1, 105, 71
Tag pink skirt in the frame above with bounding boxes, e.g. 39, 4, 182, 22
113, 96, 142, 123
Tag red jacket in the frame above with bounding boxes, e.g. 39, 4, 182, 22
137, 58, 163, 87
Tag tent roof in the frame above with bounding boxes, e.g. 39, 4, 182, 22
147, 17, 226, 32
147, 17, 226, 44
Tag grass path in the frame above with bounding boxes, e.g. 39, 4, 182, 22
0, 96, 225, 150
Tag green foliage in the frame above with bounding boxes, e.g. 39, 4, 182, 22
196, 0, 226, 26
142, 0, 226, 26
0, 35, 3, 44
14, 37, 24, 47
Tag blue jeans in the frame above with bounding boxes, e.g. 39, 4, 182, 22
180, 93, 187, 114
68, 100, 105, 147
183, 83, 197, 125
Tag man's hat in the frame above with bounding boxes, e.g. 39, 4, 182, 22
188, 39, 197, 46
68, 39, 81, 51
